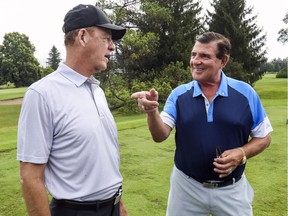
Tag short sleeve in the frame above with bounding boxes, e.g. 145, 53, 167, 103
17, 89, 53, 163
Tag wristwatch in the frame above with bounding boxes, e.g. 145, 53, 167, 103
238, 147, 247, 165
240, 155, 247, 165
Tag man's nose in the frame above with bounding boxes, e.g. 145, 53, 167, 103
109, 41, 116, 51
190, 57, 202, 66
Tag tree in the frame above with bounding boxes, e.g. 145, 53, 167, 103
92, 0, 205, 111
271, 58, 288, 72
97, 0, 203, 82
115, 30, 160, 84
95, 0, 203, 108
278, 12, 288, 44
136, 0, 203, 70
0, 32, 41, 87
207, 0, 267, 85
46, 45, 62, 70
260, 57, 288, 73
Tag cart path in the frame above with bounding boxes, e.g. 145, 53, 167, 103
0, 98, 23, 105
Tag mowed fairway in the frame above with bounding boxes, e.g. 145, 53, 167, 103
0, 74, 286, 215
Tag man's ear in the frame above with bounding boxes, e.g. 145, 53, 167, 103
78, 29, 87, 47
221, 55, 230, 68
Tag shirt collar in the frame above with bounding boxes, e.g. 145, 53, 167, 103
57, 63, 100, 87
192, 71, 228, 97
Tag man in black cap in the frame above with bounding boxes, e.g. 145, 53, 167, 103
17, 4, 128, 216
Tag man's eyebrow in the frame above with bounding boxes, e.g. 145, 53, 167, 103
190, 52, 211, 57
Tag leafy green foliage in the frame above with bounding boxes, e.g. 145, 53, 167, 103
160, 61, 191, 89
119, 30, 160, 83
0, 32, 41, 87
40, 66, 54, 77
224, 58, 246, 81
96, 0, 199, 111
97, 61, 191, 113
276, 67, 287, 78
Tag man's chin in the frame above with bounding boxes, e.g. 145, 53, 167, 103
95, 65, 107, 73
192, 72, 202, 80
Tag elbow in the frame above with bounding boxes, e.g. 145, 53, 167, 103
19, 173, 29, 194
20, 176, 24, 186
265, 134, 272, 148
151, 131, 170, 143
19, 162, 46, 188
20, 170, 31, 190
152, 136, 166, 143
150, 123, 171, 143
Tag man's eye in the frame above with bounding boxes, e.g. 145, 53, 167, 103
102, 37, 113, 44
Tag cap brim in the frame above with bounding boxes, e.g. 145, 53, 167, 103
97, 23, 126, 40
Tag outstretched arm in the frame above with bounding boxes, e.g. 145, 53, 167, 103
131, 88, 172, 142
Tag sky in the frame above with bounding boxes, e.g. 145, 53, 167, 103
0, 0, 287, 66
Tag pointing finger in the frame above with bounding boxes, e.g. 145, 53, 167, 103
130, 92, 145, 99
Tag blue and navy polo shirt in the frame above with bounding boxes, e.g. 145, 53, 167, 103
160, 72, 273, 181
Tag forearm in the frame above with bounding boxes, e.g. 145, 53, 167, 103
241, 134, 271, 159
147, 109, 171, 142
120, 200, 128, 216
20, 162, 50, 216
213, 134, 272, 178
21, 178, 51, 216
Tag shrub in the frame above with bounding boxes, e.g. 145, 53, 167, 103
276, 68, 287, 78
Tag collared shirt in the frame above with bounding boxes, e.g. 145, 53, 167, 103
17, 63, 122, 201
160, 72, 273, 181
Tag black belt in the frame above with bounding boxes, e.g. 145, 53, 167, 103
193, 175, 242, 188
53, 187, 122, 210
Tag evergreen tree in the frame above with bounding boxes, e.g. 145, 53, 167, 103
207, 0, 267, 85
46, 45, 62, 70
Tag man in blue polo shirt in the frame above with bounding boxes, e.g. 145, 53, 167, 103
131, 32, 273, 215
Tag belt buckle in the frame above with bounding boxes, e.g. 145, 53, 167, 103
114, 188, 122, 205
203, 181, 219, 188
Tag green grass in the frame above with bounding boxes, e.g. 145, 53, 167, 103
254, 73, 287, 106
0, 74, 287, 215
246, 106, 287, 216
0, 105, 21, 152
0, 87, 27, 101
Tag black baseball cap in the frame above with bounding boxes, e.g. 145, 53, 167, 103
62, 4, 126, 40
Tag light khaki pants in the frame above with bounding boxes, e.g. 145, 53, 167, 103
166, 165, 254, 216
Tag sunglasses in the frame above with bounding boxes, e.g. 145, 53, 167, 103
216, 146, 222, 158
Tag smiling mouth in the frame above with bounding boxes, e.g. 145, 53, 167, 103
193, 67, 205, 72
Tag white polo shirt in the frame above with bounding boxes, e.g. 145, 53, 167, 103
17, 63, 122, 201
